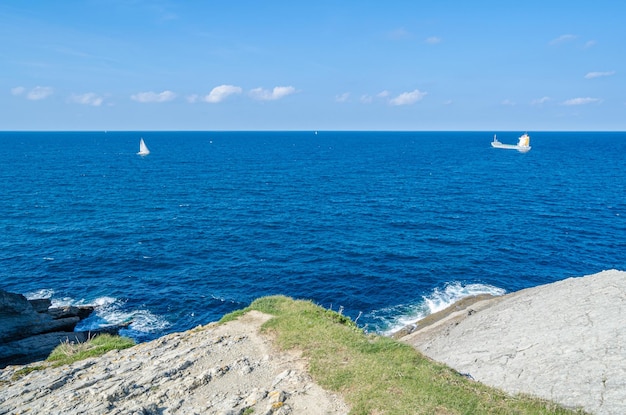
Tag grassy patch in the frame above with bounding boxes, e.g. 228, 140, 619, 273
231, 295, 586, 415
10, 365, 46, 381
46, 334, 135, 367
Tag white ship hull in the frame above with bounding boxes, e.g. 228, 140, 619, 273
491, 133, 531, 153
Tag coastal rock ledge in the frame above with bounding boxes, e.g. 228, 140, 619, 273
0, 310, 348, 415
1, 270, 624, 414
0, 290, 96, 368
397, 269, 626, 415
0, 290, 128, 369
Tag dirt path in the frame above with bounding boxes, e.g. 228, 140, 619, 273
0, 310, 349, 415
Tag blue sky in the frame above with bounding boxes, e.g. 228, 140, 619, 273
2, 1, 624, 131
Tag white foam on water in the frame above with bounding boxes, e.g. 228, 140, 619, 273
47, 295, 117, 308
91, 296, 117, 307
48, 297, 73, 307
423, 282, 506, 314
34, 294, 170, 335
379, 282, 506, 335
24, 288, 55, 300
78, 299, 171, 334
121, 310, 171, 333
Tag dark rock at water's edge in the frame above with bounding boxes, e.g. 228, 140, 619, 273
0, 289, 127, 368
391, 293, 497, 340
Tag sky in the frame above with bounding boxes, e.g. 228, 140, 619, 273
1, 1, 624, 131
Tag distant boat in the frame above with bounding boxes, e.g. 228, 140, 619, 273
491, 133, 531, 153
137, 138, 150, 156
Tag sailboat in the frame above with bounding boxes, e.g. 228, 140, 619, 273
491, 133, 531, 153
137, 138, 150, 156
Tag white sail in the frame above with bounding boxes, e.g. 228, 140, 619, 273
137, 138, 150, 156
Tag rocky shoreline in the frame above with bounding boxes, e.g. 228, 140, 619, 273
0, 290, 128, 368
1, 269, 624, 414
396, 269, 626, 415
0, 310, 348, 415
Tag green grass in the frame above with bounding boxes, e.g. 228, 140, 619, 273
9, 334, 136, 380
222, 295, 587, 415
46, 333, 135, 367
10, 365, 46, 381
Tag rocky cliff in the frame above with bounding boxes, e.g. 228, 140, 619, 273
1, 270, 624, 414
0, 290, 97, 368
397, 269, 626, 415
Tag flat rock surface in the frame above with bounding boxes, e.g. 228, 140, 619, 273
0, 310, 349, 415
399, 269, 626, 415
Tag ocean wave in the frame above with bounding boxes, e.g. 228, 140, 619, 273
48, 295, 117, 308
28, 293, 172, 340
373, 282, 506, 335
423, 282, 506, 314
94, 308, 171, 333
24, 288, 55, 300
75, 299, 171, 335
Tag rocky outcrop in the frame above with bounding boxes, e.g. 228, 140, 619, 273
0, 290, 84, 343
3, 270, 624, 414
397, 269, 626, 415
0, 289, 120, 368
0, 310, 349, 415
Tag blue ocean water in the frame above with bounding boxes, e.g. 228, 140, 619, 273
1, 131, 624, 341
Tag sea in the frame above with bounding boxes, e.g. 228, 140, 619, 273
1, 131, 624, 342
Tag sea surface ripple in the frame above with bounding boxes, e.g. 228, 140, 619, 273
0, 131, 624, 340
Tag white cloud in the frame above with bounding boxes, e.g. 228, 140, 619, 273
562, 97, 601, 106
203, 85, 242, 103
425, 36, 442, 44
584, 71, 615, 79
11, 86, 55, 100
26, 86, 54, 100
131, 90, 176, 103
186, 94, 200, 103
69, 93, 103, 106
501, 99, 516, 106
335, 92, 350, 103
389, 89, 427, 106
249, 86, 296, 101
11, 86, 25, 96
377, 90, 390, 98
360, 94, 373, 104
584, 40, 596, 49
531, 96, 551, 105
550, 34, 577, 45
